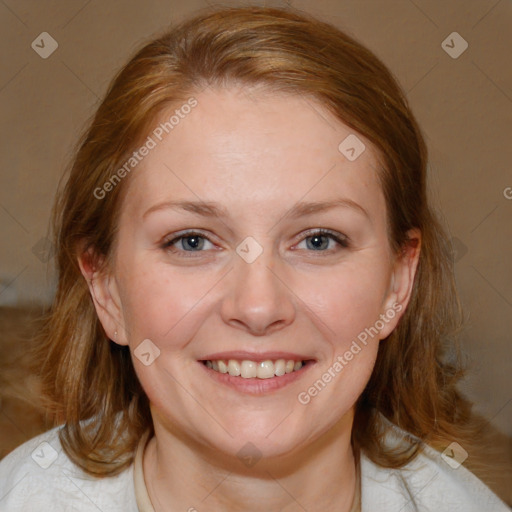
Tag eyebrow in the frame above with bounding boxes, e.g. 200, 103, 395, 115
142, 198, 370, 221
143, 200, 227, 220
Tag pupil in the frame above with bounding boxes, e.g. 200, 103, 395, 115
184, 236, 202, 250
308, 235, 327, 250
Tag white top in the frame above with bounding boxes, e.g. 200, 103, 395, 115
0, 420, 509, 511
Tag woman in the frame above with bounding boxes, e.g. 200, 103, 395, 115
0, 6, 509, 511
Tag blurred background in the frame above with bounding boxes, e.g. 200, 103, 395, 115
0, 0, 511, 504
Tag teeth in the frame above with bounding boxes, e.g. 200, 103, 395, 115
227, 359, 241, 376
274, 359, 286, 376
241, 360, 257, 378
205, 358, 304, 378
257, 361, 274, 379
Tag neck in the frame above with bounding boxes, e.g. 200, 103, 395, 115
143, 410, 358, 512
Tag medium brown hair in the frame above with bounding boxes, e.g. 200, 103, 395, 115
36, 5, 479, 477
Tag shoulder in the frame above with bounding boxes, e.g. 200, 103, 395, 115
0, 426, 138, 511
360, 420, 511, 512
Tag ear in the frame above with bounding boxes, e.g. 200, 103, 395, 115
377, 228, 421, 340
77, 243, 129, 346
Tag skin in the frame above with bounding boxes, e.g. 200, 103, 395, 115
79, 85, 421, 511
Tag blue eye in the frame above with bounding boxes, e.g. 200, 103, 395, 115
161, 229, 349, 257
162, 232, 214, 253
296, 229, 349, 252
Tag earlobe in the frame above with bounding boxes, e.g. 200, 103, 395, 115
77, 246, 129, 346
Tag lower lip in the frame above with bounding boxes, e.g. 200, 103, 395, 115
198, 361, 315, 395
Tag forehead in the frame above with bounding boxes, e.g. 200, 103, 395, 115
119, 85, 385, 223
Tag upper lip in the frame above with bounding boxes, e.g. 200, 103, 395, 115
200, 351, 315, 363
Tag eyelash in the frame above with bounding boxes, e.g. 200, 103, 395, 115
161, 229, 350, 257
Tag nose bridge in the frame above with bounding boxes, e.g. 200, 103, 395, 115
220, 240, 295, 335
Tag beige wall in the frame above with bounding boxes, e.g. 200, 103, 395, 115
1, 0, 511, 436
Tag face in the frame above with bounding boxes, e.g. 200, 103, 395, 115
83, 85, 419, 461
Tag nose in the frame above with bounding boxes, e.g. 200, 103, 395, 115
220, 248, 296, 336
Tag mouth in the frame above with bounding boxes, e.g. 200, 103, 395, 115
197, 351, 316, 394
201, 358, 313, 379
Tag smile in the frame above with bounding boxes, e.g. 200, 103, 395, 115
203, 359, 305, 379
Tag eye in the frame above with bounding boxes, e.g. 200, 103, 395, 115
161, 228, 350, 258
295, 229, 349, 252
161, 231, 215, 256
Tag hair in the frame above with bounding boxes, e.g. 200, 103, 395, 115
34, 5, 482, 478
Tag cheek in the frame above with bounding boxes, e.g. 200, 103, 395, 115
295, 265, 385, 411
117, 259, 197, 345
295, 258, 392, 347
117, 266, 204, 396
